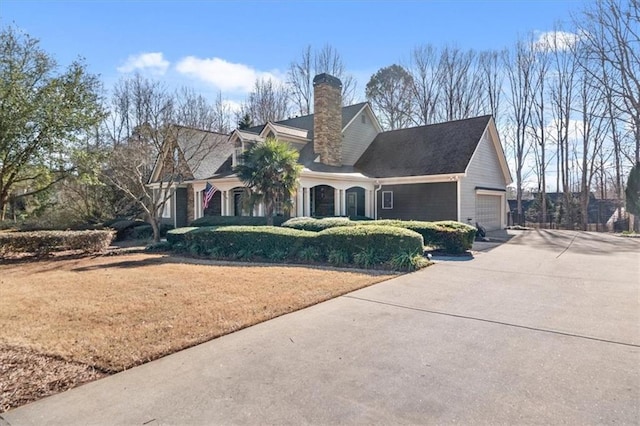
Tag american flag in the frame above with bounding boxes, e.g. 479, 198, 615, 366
203, 182, 217, 209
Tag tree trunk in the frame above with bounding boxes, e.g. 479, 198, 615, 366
147, 213, 161, 243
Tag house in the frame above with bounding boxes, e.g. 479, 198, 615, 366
148, 73, 512, 231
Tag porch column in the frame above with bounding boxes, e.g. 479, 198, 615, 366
296, 186, 304, 217
364, 190, 371, 218
340, 190, 347, 216
334, 188, 341, 216
258, 203, 264, 217
304, 187, 311, 217
195, 190, 201, 219
221, 191, 228, 216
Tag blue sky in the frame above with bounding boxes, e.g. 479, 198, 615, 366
2, 0, 584, 104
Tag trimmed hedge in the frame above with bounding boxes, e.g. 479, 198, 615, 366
166, 227, 199, 246
174, 224, 425, 270
282, 217, 476, 253
190, 216, 288, 227
0, 230, 115, 256
281, 217, 354, 232
316, 225, 424, 264
362, 220, 476, 254
184, 226, 315, 259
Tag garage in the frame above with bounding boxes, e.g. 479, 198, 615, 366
475, 194, 503, 231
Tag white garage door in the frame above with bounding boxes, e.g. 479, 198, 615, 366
476, 195, 502, 231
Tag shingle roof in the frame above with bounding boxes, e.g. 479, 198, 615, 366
175, 127, 233, 180
355, 115, 492, 178
245, 102, 368, 140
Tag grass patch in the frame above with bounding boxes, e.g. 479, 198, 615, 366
0, 253, 394, 411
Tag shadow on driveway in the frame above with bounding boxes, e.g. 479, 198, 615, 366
508, 228, 640, 256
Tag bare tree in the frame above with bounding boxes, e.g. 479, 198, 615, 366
529, 40, 552, 223
547, 28, 578, 226
103, 74, 226, 241
240, 78, 290, 125
287, 44, 357, 116
504, 37, 536, 221
576, 55, 610, 230
438, 46, 484, 121
478, 50, 505, 121
365, 64, 415, 130
577, 0, 640, 164
407, 44, 442, 126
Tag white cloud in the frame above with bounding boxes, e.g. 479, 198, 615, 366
534, 31, 581, 52
175, 56, 282, 93
117, 52, 170, 75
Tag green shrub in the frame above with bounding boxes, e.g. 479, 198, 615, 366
327, 249, 350, 266
0, 230, 115, 256
282, 216, 355, 232
183, 226, 315, 260
166, 227, 199, 246
145, 241, 171, 252
360, 220, 475, 254
389, 252, 431, 272
190, 215, 288, 227
296, 246, 320, 262
284, 217, 475, 254
353, 247, 380, 269
316, 225, 423, 263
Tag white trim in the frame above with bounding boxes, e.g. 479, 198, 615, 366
475, 188, 506, 196
457, 179, 461, 222
341, 103, 384, 134
259, 122, 310, 143
377, 173, 464, 185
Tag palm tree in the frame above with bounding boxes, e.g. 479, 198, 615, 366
234, 138, 302, 226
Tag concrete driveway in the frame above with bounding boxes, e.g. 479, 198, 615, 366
3, 230, 639, 425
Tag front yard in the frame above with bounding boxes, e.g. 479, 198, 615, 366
0, 253, 394, 412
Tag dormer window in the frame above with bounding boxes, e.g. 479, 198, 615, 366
234, 140, 244, 166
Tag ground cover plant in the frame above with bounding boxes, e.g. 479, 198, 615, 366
0, 253, 394, 413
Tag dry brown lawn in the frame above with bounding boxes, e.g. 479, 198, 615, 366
0, 252, 395, 412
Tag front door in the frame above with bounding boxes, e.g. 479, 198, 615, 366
347, 192, 357, 217
234, 192, 242, 216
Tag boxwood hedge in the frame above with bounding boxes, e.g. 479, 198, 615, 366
282, 217, 476, 253
0, 230, 115, 256
281, 216, 354, 232
169, 224, 426, 270
184, 226, 315, 259
316, 225, 424, 264
190, 216, 288, 227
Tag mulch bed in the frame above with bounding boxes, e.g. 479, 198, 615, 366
0, 345, 107, 413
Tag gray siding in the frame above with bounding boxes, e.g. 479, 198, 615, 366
459, 130, 508, 224
377, 182, 457, 221
341, 108, 379, 166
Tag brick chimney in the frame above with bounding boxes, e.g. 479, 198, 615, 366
313, 73, 342, 166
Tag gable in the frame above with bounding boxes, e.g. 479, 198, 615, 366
341, 104, 382, 166
150, 126, 233, 183
355, 115, 492, 178
465, 119, 512, 186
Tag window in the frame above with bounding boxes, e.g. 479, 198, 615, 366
361, 114, 367, 124
161, 196, 172, 218
173, 147, 179, 165
382, 191, 393, 209
233, 140, 244, 166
